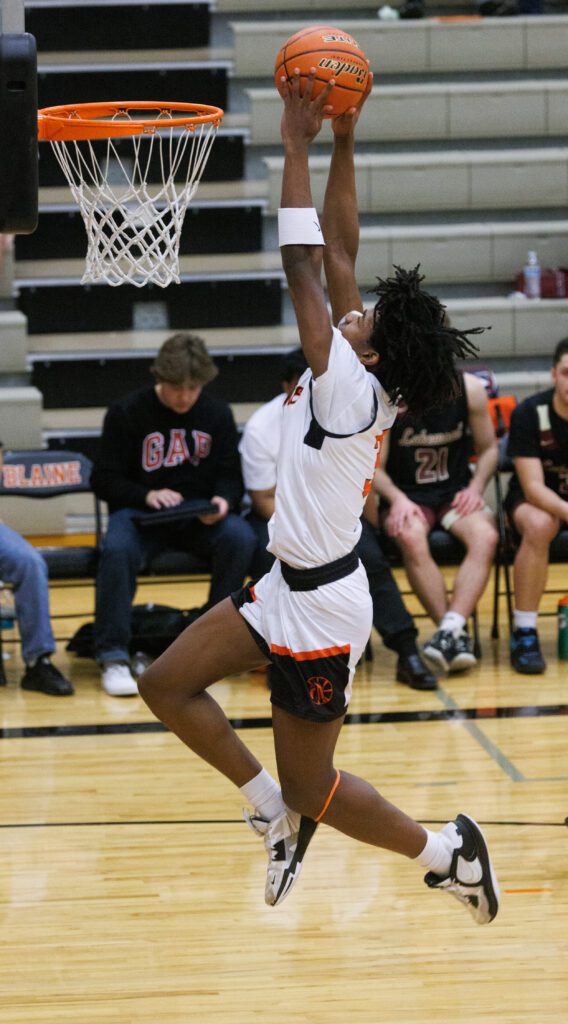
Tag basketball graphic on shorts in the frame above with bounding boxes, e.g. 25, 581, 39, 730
308, 676, 334, 705
274, 25, 369, 118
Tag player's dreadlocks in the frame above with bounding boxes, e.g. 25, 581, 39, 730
368, 265, 485, 418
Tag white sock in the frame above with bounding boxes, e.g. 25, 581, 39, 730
414, 824, 461, 877
514, 609, 538, 631
439, 612, 466, 637
240, 768, 285, 822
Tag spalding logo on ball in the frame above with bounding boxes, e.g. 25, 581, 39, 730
274, 25, 370, 118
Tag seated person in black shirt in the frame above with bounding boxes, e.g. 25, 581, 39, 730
374, 372, 498, 674
505, 337, 568, 674
91, 333, 256, 697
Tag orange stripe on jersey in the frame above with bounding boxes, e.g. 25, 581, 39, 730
249, 585, 256, 601
270, 643, 350, 662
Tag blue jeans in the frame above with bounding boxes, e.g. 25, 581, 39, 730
0, 523, 55, 663
94, 507, 257, 663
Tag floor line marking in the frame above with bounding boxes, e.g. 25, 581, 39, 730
436, 685, 526, 782
0, 818, 565, 831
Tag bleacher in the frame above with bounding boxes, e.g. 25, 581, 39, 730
1, 0, 567, 538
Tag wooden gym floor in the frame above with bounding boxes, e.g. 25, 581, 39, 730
0, 566, 566, 1024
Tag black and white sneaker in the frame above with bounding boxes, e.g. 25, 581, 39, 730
243, 807, 318, 906
422, 629, 456, 673
424, 813, 500, 925
448, 632, 477, 672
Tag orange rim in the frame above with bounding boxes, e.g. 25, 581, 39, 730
38, 100, 224, 142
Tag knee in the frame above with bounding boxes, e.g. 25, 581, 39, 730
138, 660, 168, 712
471, 519, 499, 559
18, 546, 48, 585
518, 508, 559, 548
100, 529, 140, 568
400, 530, 429, 563
279, 766, 337, 820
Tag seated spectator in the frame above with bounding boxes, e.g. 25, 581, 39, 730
239, 349, 436, 690
0, 442, 73, 696
504, 337, 568, 674
374, 372, 499, 674
239, 348, 308, 580
91, 332, 257, 698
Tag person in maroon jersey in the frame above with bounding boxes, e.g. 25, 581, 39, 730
373, 370, 498, 675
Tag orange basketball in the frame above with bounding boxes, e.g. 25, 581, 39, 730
274, 25, 369, 118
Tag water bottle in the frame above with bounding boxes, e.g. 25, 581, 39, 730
558, 595, 568, 660
523, 250, 541, 300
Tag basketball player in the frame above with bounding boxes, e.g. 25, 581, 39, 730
138, 69, 499, 924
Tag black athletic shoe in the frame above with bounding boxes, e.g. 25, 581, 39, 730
510, 628, 546, 674
396, 653, 438, 691
449, 632, 477, 672
424, 813, 500, 925
243, 807, 318, 906
422, 629, 456, 673
21, 658, 74, 696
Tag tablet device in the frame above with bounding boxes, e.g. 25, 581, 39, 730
135, 498, 217, 527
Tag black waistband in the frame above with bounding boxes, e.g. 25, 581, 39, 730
279, 550, 359, 592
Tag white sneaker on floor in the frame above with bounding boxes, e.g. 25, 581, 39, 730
101, 662, 138, 697
243, 806, 318, 906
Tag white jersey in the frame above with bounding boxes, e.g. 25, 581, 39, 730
239, 392, 286, 492
267, 327, 396, 568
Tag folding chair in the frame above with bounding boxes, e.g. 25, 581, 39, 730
487, 396, 517, 639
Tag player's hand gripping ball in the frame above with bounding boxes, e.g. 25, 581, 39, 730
274, 25, 369, 118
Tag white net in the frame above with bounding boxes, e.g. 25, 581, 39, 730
49, 109, 220, 287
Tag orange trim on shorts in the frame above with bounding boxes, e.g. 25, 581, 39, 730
249, 584, 256, 601
315, 769, 341, 822
270, 643, 350, 662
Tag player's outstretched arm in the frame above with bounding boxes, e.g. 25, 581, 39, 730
322, 72, 373, 325
278, 68, 334, 378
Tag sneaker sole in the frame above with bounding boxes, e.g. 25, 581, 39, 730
272, 816, 318, 906
422, 646, 450, 673
510, 660, 547, 675
21, 680, 74, 696
448, 653, 477, 672
102, 680, 139, 696
456, 813, 500, 924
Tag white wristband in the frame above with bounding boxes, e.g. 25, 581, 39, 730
278, 207, 325, 247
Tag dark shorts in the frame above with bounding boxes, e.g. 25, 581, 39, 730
231, 553, 369, 724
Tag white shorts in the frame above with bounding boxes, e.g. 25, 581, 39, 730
233, 558, 372, 722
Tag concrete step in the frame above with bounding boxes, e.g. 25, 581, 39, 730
26, 296, 568, 364
247, 79, 568, 145
231, 15, 568, 78
263, 147, 568, 214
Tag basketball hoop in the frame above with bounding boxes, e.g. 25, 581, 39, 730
37, 101, 224, 288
